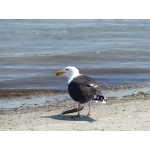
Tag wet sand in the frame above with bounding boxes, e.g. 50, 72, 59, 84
0, 89, 150, 131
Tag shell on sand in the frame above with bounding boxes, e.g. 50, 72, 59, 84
61, 105, 84, 114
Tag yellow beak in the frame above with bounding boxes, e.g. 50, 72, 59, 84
56, 70, 65, 76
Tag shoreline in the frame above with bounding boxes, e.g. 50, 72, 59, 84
0, 82, 150, 97
0, 87, 150, 130
0, 86, 150, 113
1, 90, 150, 113
0, 89, 66, 98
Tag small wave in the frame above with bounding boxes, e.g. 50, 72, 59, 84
81, 68, 150, 74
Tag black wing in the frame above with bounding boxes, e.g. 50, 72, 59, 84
68, 75, 102, 104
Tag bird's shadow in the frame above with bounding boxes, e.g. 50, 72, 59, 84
40, 114, 96, 122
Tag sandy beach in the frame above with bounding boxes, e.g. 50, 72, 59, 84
0, 88, 150, 131
1, 19, 150, 131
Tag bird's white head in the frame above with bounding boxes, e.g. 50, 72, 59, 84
56, 66, 81, 84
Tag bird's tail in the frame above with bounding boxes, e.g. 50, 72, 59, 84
92, 95, 107, 103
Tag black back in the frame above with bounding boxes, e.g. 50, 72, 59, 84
68, 75, 102, 104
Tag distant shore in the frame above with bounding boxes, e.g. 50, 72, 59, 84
0, 88, 150, 131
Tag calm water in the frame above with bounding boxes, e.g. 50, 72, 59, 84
0, 19, 150, 90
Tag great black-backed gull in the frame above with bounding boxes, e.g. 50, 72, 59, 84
56, 66, 106, 116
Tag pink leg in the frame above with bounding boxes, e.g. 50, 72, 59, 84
87, 101, 91, 116
77, 102, 80, 116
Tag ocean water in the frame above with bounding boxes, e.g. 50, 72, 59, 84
0, 19, 150, 90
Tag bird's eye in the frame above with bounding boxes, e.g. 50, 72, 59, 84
66, 68, 68, 70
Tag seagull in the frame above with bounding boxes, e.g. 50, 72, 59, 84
56, 66, 106, 116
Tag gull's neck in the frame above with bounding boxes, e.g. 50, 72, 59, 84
68, 73, 82, 84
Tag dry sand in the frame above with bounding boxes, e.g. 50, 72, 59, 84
0, 89, 150, 131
